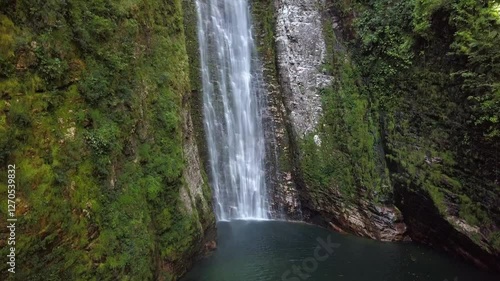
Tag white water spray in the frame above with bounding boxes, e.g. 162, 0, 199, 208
196, 0, 270, 220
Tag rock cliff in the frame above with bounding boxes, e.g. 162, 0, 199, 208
265, 0, 407, 242
252, 0, 500, 271
0, 0, 215, 279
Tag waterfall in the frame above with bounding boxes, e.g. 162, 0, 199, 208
195, 0, 270, 220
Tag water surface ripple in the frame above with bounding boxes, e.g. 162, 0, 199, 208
182, 221, 499, 281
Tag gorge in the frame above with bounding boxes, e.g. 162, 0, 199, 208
0, 0, 499, 280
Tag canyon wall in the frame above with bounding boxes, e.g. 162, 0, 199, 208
0, 0, 214, 279
1, 0, 498, 279
253, 0, 500, 271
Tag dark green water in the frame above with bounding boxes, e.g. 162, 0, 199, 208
182, 220, 498, 281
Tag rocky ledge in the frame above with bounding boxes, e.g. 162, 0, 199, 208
302, 186, 408, 242
396, 185, 500, 271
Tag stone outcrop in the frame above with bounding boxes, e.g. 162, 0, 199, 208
395, 185, 500, 271
275, 0, 333, 137
251, 0, 303, 219
264, 0, 500, 272
270, 0, 407, 242
306, 186, 407, 241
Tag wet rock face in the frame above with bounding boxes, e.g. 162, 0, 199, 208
251, 0, 303, 220
266, 0, 499, 272
395, 185, 500, 271
181, 104, 210, 216
305, 187, 408, 242
272, 0, 406, 241
275, 0, 333, 137
271, 0, 406, 237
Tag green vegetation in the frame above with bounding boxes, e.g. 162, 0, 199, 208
490, 231, 500, 251
299, 3, 392, 205
299, 58, 391, 202
316, 0, 499, 235
252, 0, 278, 66
251, 0, 297, 194
0, 0, 211, 280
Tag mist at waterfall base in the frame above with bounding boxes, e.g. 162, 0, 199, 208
181, 221, 498, 281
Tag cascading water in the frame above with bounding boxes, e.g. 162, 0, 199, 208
196, 0, 270, 220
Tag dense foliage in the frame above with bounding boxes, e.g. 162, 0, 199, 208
306, 0, 500, 249
0, 0, 211, 280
